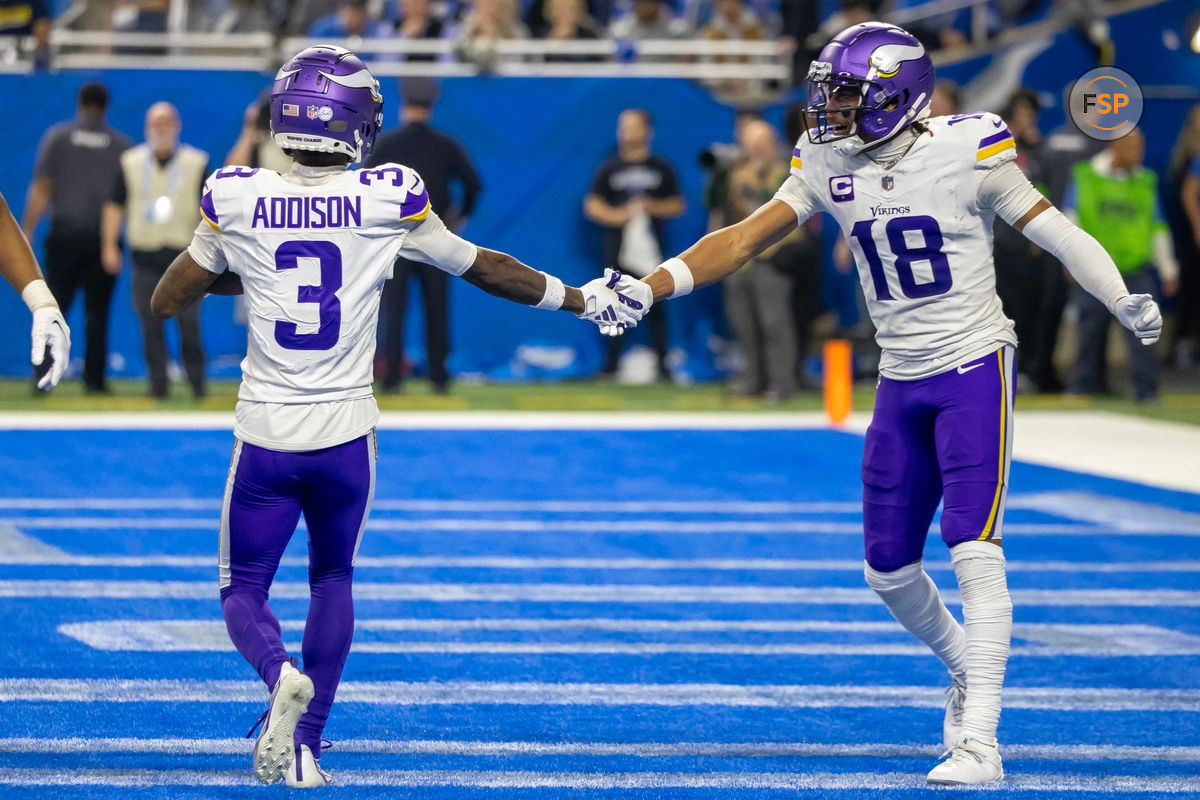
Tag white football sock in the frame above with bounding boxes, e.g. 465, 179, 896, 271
865, 560, 966, 679
951, 540, 1012, 744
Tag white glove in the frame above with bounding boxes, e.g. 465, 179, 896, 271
577, 279, 625, 337
605, 267, 653, 320
1111, 293, 1162, 346
32, 306, 70, 390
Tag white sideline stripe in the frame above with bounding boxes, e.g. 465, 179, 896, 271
57, 620, 1200, 657
2, 552, 1199, 574
0, 768, 1198, 791
0, 411, 859, 431
7, 580, 1200, 606
1, 737, 1198, 762
3, 680, 1198, 712
0, 516, 1096, 534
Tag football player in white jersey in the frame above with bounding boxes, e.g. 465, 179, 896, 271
609, 22, 1162, 785
150, 45, 636, 787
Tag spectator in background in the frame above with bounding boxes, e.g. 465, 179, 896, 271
810, 0, 870, 54
308, 0, 391, 37
930, 79, 961, 117
1168, 104, 1200, 369
1065, 129, 1178, 403
0, 0, 51, 67
101, 102, 208, 400
22, 82, 131, 394
992, 88, 1052, 391
584, 108, 685, 381
540, 0, 602, 61
702, 0, 767, 42
720, 120, 800, 400
110, 0, 168, 32
395, 0, 445, 61
701, 0, 769, 99
609, 0, 689, 45
455, 0, 529, 71
365, 78, 482, 394
777, 0, 819, 84
225, 95, 293, 173
1034, 84, 1106, 392
193, 0, 286, 33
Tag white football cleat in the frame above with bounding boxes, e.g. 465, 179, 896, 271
927, 737, 1004, 785
285, 744, 333, 788
252, 661, 315, 784
943, 676, 966, 749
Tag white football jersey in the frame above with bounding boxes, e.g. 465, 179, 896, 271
188, 162, 476, 449
774, 113, 1020, 380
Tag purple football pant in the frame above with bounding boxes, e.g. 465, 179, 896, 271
862, 347, 1015, 572
219, 431, 376, 757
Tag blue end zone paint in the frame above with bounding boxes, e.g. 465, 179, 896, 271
0, 427, 1197, 799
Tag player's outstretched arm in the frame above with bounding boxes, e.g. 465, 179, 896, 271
602, 199, 801, 319
0, 191, 69, 390
982, 163, 1162, 345
151, 250, 241, 320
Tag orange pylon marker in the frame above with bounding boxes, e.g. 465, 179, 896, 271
823, 339, 852, 427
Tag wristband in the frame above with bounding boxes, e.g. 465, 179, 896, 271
534, 272, 565, 310
660, 257, 694, 298
21, 279, 58, 312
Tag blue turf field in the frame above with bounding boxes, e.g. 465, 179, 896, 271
0, 424, 1198, 799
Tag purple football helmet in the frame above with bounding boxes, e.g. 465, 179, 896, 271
270, 45, 383, 163
805, 22, 934, 148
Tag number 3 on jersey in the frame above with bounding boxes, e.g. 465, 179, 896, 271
274, 240, 342, 351
850, 215, 952, 301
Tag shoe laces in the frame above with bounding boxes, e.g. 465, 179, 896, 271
244, 707, 269, 739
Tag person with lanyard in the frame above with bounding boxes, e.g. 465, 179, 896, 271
23, 82, 131, 394
1064, 128, 1178, 403
102, 102, 210, 399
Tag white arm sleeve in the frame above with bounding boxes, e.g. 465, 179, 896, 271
397, 210, 479, 277
976, 161, 1044, 226
771, 175, 818, 225
186, 219, 228, 274
979, 161, 1128, 313
1021, 207, 1129, 314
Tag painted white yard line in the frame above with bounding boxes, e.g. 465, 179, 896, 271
1, 737, 1197, 762
0, 498, 866, 514
1, 767, 1199, 791
56, 619, 1200, 657
1, 552, 1198, 574
6, 579, 1200, 606
0, 516, 1096, 534
1015, 492, 1200, 534
2, 680, 1198, 711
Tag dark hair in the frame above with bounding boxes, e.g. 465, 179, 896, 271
624, 107, 653, 129
78, 82, 109, 112
1004, 88, 1041, 119
288, 150, 354, 167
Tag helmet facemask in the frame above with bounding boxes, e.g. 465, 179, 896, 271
805, 60, 894, 145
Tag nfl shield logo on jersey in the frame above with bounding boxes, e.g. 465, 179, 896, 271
882, 175, 895, 191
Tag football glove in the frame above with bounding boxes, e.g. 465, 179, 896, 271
1111, 293, 1162, 346
32, 305, 70, 390
577, 279, 625, 336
